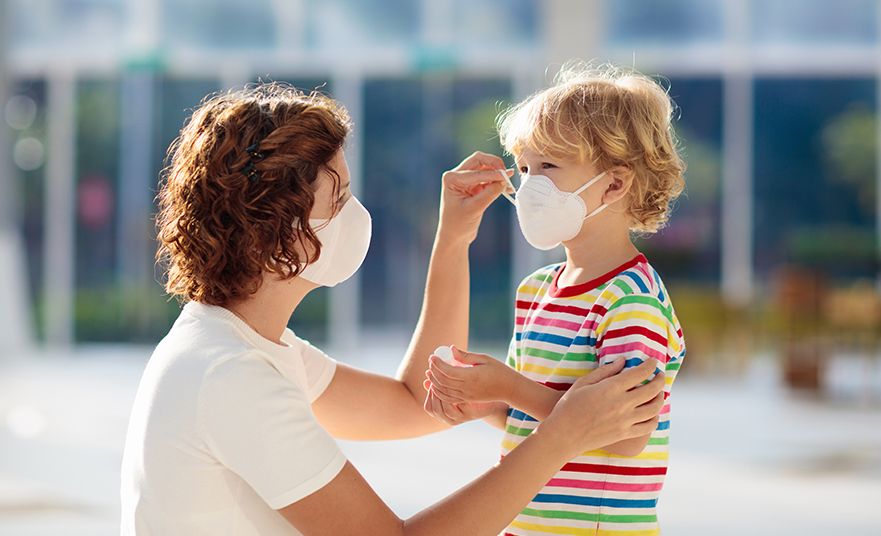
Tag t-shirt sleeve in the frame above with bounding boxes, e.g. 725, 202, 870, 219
595, 293, 681, 397
509, 268, 548, 372
198, 353, 347, 509
292, 335, 338, 402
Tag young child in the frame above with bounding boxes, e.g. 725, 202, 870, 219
425, 64, 687, 535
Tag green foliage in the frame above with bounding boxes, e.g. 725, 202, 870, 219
785, 224, 878, 275
822, 104, 877, 216
70, 285, 180, 343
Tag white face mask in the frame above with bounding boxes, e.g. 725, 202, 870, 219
502, 170, 609, 251
299, 195, 372, 287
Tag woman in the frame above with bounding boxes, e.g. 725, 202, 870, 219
120, 83, 664, 535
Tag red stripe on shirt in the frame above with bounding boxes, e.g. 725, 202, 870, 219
601, 325, 668, 348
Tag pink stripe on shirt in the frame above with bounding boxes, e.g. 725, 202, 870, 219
602, 341, 668, 362
546, 478, 665, 493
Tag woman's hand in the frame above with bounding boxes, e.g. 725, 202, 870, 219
542, 360, 666, 458
438, 151, 514, 245
424, 346, 518, 405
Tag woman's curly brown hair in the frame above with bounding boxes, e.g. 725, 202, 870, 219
155, 83, 351, 306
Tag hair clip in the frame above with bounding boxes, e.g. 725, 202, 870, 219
245, 142, 265, 161
242, 161, 260, 182
242, 140, 266, 182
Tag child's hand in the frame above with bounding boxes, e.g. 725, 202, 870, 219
422, 380, 507, 426
424, 345, 517, 404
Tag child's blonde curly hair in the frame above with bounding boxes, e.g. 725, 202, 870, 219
497, 62, 685, 233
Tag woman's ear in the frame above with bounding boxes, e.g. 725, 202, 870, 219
601, 166, 634, 205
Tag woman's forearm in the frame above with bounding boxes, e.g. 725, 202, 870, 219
394, 232, 471, 425
403, 422, 574, 535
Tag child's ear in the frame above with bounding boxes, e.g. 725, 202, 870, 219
602, 166, 634, 205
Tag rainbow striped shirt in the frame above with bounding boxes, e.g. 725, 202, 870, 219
501, 254, 685, 536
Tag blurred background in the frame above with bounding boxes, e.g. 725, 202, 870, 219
0, 0, 880, 534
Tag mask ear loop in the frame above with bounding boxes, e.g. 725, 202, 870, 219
571, 170, 607, 196
498, 169, 518, 206
572, 171, 609, 220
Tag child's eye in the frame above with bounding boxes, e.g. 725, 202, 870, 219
541, 162, 557, 169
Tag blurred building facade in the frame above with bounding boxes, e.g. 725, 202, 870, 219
2, 0, 880, 355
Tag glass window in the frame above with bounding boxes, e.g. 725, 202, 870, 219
163, 0, 278, 49
452, 78, 514, 344
636, 77, 723, 285
305, 0, 421, 49
7, 80, 48, 337
603, 0, 724, 45
361, 76, 513, 344
751, 0, 878, 44
753, 78, 877, 281
10, 0, 127, 50
74, 78, 123, 341
449, 0, 539, 48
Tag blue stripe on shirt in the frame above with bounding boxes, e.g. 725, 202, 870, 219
532, 494, 659, 509
518, 330, 596, 347
622, 270, 650, 293
507, 407, 538, 423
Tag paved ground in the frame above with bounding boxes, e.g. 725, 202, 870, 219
1, 343, 880, 535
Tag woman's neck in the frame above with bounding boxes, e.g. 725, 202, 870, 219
559, 224, 639, 288
225, 275, 317, 345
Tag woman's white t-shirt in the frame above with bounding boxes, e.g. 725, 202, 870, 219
120, 301, 346, 535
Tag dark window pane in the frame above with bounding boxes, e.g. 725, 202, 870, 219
753, 78, 877, 280
8, 80, 48, 338
637, 77, 723, 285
361, 76, 512, 343
74, 78, 122, 341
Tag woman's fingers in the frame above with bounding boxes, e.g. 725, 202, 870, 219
633, 391, 665, 423
443, 169, 513, 195
613, 359, 661, 390
631, 415, 661, 437
452, 151, 507, 172
572, 357, 625, 387
625, 370, 666, 408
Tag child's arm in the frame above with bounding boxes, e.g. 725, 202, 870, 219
428, 349, 648, 455
591, 293, 677, 457
426, 348, 628, 423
